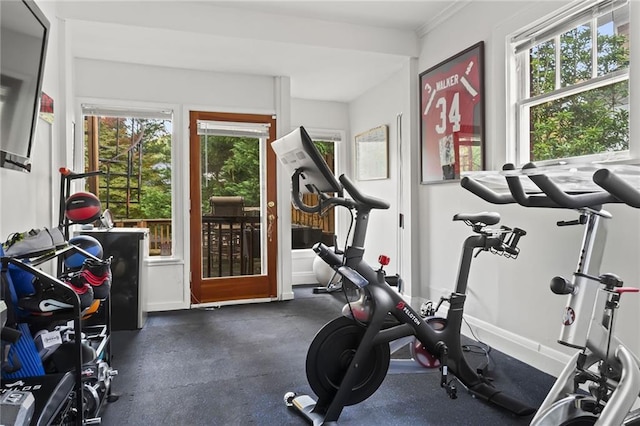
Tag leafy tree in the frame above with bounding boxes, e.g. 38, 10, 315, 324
89, 119, 336, 221
529, 25, 629, 161
86, 117, 172, 220
200, 136, 260, 213
199, 136, 335, 216
218, 138, 261, 206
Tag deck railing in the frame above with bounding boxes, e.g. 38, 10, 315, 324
291, 194, 334, 234
113, 218, 172, 256
112, 217, 261, 278
201, 216, 261, 277
113, 198, 333, 261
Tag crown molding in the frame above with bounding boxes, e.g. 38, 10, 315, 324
416, 0, 474, 37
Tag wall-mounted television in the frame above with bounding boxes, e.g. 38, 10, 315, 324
1, 0, 50, 172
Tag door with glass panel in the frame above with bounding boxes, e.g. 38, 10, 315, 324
189, 111, 277, 303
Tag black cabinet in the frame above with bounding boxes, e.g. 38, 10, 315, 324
80, 229, 148, 331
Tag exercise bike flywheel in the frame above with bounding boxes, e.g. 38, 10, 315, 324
306, 316, 390, 406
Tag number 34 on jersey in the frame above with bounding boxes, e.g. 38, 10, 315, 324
422, 57, 480, 137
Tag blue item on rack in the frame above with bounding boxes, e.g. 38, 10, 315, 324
7, 262, 36, 299
63, 235, 103, 270
0, 246, 45, 379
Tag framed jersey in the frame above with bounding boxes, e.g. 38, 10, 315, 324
419, 42, 485, 183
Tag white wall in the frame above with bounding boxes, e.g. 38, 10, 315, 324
347, 59, 421, 298
73, 59, 283, 310
291, 98, 349, 131
72, 60, 355, 309
413, 1, 640, 375
0, 1, 62, 277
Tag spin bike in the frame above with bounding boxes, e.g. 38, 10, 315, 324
271, 127, 534, 425
462, 163, 640, 425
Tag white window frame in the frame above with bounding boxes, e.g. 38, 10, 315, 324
507, 0, 632, 166
78, 101, 177, 259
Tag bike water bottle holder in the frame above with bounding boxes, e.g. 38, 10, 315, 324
490, 226, 526, 259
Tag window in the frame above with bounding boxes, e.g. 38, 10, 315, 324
82, 106, 173, 256
510, 0, 629, 165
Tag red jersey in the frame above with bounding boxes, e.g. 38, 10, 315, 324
421, 54, 481, 179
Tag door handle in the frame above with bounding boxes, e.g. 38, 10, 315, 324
266, 201, 276, 242
267, 213, 275, 242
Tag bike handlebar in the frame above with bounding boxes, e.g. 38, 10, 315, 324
593, 168, 640, 208
462, 162, 621, 210
290, 170, 389, 214
459, 176, 515, 204
460, 164, 562, 208
339, 174, 390, 210
522, 163, 617, 209
502, 164, 562, 208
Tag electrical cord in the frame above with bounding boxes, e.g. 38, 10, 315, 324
462, 316, 492, 376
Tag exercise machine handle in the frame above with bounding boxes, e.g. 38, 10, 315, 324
339, 174, 390, 210
460, 176, 515, 205
461, 163, 562, 208
593, 168, 640, 209
522, 163, 618, 209
502, 163, 562, 208
291, 169, 355, 214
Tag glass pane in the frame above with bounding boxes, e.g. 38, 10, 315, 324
84, 115, 173, 257
560, 24, 591, 87
199, 130, 262, 278
291, 140, 335, 250
457, 138, 482, 173
529, 39, 556, 96
597, 13, 630, 76
529, 80, 629, 162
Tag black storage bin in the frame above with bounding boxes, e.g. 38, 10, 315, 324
80, 229, 148, 331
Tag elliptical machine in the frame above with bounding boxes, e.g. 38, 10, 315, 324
271, 127, 534, 425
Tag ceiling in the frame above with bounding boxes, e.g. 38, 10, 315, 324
207, 1, 456, 31
56, 1, 467, 102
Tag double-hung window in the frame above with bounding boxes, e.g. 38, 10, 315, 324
509, 0, 630, 165
82, 105, 174, 257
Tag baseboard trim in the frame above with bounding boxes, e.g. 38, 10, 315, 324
293, 271, 317, 286
406, 294, 570, 377
280, 291, 295, 301
191, 297, 277, 309
459, 313, 570, 377
147, 301, 189, 312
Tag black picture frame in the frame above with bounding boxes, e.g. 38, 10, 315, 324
419, 42, 485, 183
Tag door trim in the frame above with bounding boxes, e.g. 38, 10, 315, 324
189, 111, 278, 304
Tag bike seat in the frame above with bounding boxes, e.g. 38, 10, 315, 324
453, 212, 500, 226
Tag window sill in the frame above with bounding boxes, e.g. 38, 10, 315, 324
144, 256, 183, 266
521, 151, 638, 168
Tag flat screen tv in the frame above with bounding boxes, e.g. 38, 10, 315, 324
0, 0, 50, 172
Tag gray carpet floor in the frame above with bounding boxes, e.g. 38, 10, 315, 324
99, 286, 555, 425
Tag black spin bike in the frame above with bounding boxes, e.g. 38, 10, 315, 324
271, 127, 534, 425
